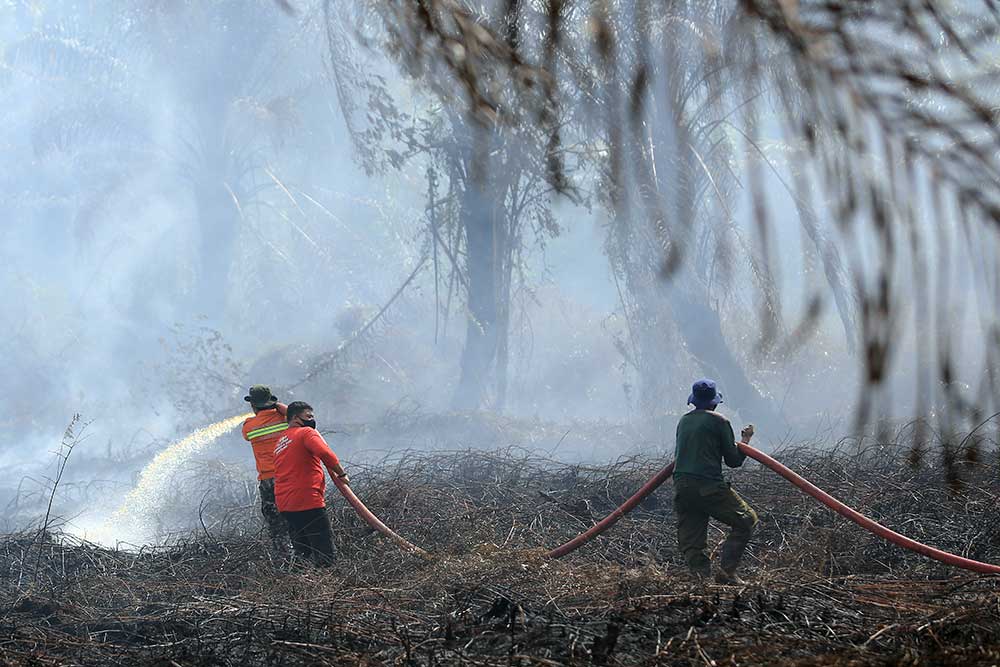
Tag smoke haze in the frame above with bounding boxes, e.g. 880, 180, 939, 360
3, 0, 996, 542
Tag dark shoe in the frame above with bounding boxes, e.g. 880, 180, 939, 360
714, 569, 746, 585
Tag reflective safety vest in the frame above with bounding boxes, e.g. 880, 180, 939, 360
242, 408, 288, 480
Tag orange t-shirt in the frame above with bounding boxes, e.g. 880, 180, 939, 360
273, 426, 341, 512
241, 406, 288, 481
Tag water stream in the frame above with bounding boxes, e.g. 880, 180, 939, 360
79, 413, 252, 545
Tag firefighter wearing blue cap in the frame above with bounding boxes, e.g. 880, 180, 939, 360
673, 378, 758, 584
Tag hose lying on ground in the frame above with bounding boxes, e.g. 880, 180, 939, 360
546, 443, 1000, 574
545, 462, 675, 559
738, 442, 1000, 575
334, 477, 432, 560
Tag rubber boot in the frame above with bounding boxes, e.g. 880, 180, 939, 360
714, 567, 746, 585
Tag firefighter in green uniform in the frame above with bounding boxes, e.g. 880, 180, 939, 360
673, 378, 758, 584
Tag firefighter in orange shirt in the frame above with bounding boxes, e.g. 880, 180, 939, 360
242, 385, 290, 550
273, 401, 349, 566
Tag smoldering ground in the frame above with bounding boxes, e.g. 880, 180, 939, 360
2, 0, 1000, 615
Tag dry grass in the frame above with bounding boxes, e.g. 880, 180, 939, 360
3, 443, 1000, 665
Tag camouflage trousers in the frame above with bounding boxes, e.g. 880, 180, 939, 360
674, 476, 758, 575
258, 478, 290, 551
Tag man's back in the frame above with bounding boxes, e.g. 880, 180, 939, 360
673, 409, 744, 481
273, 426, 340, 512
242, 408, 288, 480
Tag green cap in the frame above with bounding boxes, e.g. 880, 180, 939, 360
243, 385, 278, 409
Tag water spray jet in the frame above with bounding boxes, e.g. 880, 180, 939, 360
82, 413, 252, 545
91, 414, 429, 557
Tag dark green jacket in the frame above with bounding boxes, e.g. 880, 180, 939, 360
673, 409, 746, 482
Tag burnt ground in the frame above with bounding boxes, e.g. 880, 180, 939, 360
3, 443, 1000, 666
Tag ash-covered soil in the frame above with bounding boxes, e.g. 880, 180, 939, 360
3, 444, 1000, 666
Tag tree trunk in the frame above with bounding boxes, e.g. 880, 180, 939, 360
193, 179, 240, 321
451, 176, 500, 410
672, 292, 784, 431
625, 270, 677, 419
623, 74, 783, 430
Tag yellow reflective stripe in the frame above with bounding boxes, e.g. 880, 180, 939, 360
247, 423, 288, 440
248, 423, 288, 438
248, 426, 287, 440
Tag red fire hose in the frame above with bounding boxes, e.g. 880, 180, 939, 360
738, 443, 1000, 574
334, 478, 432, 560
546, 443, 1000, 574
546, 462, 675, 559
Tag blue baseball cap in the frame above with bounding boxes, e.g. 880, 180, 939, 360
688, 378, 723, 410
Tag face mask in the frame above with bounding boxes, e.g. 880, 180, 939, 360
300, 418, 316, 429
